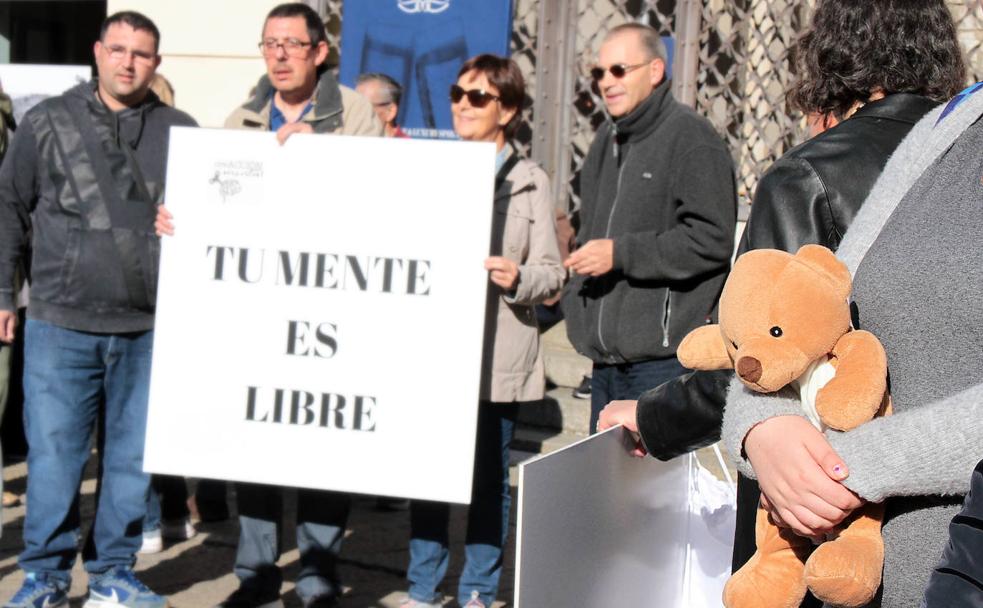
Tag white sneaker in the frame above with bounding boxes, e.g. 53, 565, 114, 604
161, 517, 196, 541
139, 528, 163, 554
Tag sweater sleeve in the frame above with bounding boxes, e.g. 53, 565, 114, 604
505, 166, 565, 306
826, 383, 983, 502
0, 118, 39, 311
612, 145, 737, 281
720, 376, 804, 478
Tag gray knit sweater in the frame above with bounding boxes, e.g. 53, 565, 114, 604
721, 89, 983, 607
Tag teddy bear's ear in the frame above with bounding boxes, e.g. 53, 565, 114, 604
794, 244, 852, 302
678, 325, 733, 371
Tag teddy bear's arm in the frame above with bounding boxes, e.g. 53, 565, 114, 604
815, 330, 889, 431
677, 324, 733, 371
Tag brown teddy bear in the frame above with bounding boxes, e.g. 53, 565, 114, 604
678, 244, 890, 608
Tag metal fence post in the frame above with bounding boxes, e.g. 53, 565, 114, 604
672, 0, 702, 109
532, 0, 578, 212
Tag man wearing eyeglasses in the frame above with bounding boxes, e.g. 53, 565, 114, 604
562, 23, 737, 435
219, 4, 380, 608
225, 4, 380, 142
0, 11, 195, 608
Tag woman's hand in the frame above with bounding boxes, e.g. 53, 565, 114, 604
484, 256, 519, 291
597, 400, 638, 432
598, 400, 647, 457
744, 415, 863, 538
155, 204, 174, 237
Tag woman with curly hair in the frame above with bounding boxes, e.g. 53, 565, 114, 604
720, 1, 978, 606
599, 0, 966, 604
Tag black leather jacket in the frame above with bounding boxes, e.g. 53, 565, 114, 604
634, 93, 938, 462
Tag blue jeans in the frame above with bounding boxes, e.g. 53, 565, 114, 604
19, 319, 154, 585
589, 357, 687, 433
408, 402, 518, 606
233, 484, 350, 602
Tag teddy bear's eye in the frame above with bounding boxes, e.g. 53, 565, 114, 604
731, 340, 738, 349
770, 326, 783, 338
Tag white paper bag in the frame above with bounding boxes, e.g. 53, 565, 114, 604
681, 446, 737, 608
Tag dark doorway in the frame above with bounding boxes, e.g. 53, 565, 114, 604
0, 0, 106, 66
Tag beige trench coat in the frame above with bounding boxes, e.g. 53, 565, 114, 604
480, 151, 566, 403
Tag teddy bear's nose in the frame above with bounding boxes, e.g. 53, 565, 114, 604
736, 356, 762, 383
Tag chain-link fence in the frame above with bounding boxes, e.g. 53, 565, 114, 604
317, 0, 983, 209
695, 0, 811, 203
952, 0, 983, 82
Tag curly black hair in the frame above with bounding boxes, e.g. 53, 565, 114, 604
787, 0, 966, 118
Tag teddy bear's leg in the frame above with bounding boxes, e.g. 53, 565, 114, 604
804, 502, 885, 608
723, 505, 812, 608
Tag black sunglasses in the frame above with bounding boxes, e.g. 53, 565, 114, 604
449, 84, 501, 108
589, 62, 649, 81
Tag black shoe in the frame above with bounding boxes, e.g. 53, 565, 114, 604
215, 586, 284, 608
573, 375, 591, 399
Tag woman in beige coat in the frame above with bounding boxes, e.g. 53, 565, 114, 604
402, 55, 565, 608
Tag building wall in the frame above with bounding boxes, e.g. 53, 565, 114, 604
107, 0, 283, 126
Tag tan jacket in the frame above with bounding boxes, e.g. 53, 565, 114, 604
481, 151, 565, 402
225, 70, 382, 136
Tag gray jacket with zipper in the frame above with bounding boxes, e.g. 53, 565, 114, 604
0, 80, 196, 333
562, 81, 737, 365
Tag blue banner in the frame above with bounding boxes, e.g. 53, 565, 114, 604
339, 0, 513, 139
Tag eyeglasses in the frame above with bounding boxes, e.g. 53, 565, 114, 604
449, 84, 500, 108
103, 44, 156, 65
589, 62, 649, 81
258, 38, 314, 57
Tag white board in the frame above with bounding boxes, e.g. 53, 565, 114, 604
516, 428, 691, 607
0, 64, 91, 123
145, 127, 495, 504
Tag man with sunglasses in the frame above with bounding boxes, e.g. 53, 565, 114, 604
0, 11, 196, 608
562, 23, 736, 435
220, 4, 380, 608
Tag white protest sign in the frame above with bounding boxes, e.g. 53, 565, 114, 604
516, 428, 731, 607
145, 127, 495, 504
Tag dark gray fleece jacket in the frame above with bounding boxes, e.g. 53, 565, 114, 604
563, 80, 737, 364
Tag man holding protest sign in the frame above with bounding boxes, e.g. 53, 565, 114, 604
158, 4, 380, 607
0, 11, 196, 608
